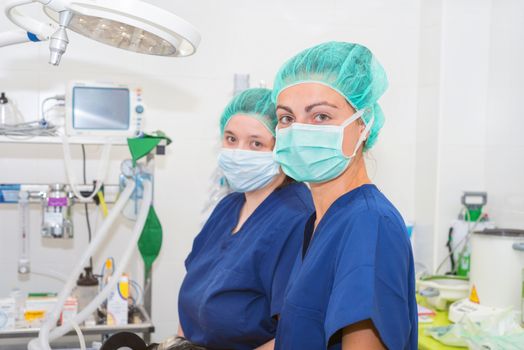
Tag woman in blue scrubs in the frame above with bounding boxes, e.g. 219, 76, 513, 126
177, 88, 314, 350
272, 42, 418, 349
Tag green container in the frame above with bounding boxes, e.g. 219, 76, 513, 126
467, 208, 482, 222
457, 250, 471, 277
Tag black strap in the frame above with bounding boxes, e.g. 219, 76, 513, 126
302, 213, 316, 259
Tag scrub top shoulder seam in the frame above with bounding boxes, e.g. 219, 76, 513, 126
332, 263, 376, 290
375, 272, 409, 302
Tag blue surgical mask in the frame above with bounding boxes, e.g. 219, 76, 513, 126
218, 148, 281, 193
274, 110, 373, 183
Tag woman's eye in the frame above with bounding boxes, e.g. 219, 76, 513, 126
226, 136, 236, 143
279, 115, 294, 125
251, 141, 263, 148
313, 113, 331, 123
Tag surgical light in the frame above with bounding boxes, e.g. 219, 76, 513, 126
1, 0, 201, 65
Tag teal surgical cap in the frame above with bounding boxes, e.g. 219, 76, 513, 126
220, 88, 278, 136
272, 41, 388, 149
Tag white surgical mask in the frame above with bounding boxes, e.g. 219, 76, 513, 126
218, 148, 280, 193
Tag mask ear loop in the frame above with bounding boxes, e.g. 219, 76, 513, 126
348, 113, 375, 158
340, 108, 367, 128
338, 108, 368, 158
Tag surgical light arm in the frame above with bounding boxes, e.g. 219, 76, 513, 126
4, 0, 57, 41
0, 29, 41, 46
3, 0, 69, 64
1, 0, 201, 66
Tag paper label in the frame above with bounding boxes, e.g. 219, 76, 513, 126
107, 280, 128, 326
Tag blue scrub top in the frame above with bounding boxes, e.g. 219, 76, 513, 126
275, 184, 417, 350
179, 183, 314, 350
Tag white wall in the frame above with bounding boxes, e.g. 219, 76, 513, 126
0, 0, 421, 343
432, 0, 493, 271
2, 0, 522, 345
417, 0, 524, 273
484, 0, 524, 228
414, 0, 443, 271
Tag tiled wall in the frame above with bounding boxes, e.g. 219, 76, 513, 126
414, 0, 443, 272
432, 0, 493, 272
415, 0, 524, 274
484, 0, 524, 229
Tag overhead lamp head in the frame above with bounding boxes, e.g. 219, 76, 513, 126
48, 10, 73, 65
42, 0, 200, 61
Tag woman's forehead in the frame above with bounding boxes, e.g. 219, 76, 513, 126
277, 82, 348, 108
224, 114, 273, 138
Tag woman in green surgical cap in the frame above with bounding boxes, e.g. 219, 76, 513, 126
171, 88, 314, 350
272, 42, 418, 350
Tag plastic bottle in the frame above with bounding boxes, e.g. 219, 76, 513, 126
73, 267, 99, 326
457, 246, 471, 277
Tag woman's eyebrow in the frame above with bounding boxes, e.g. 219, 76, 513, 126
305, 101, 338, 112
276, 105, 293, 113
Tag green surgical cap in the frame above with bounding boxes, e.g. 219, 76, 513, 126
272, 41, 388, 149
220, 88, 278, 136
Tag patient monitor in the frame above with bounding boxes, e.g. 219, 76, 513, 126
66, 81, 144, 138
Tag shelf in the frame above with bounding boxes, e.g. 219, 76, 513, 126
0, 184, 121, 204
0, 306, 154, 339
0, 136, 129, 145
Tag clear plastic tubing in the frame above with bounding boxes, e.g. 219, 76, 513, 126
18, 190, 30, 274
28, 179, 147, 350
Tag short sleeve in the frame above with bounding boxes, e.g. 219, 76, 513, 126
260, 214, 306, 317
324, 213, 413, 349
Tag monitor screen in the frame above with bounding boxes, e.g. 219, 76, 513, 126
72, 87, 130, 130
